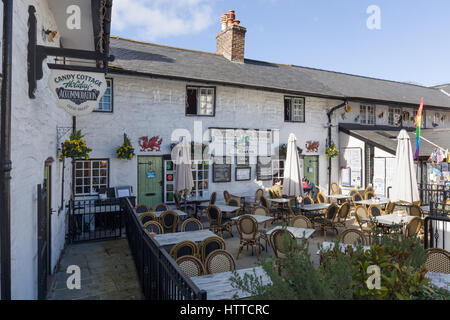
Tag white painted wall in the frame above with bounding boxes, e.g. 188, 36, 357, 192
10, 0, 72, 299
77, 75, 342, 202
339, 101, 450, 129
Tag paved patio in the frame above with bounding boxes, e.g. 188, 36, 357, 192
48, 212, 359, 300
47, 239, 142, 300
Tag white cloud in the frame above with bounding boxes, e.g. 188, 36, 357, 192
111, 0, 215, 41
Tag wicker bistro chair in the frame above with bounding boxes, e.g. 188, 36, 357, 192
312, 203, 339, 241
364, 191, 375, 200
368, 204, 383, 217
365, 185, 374, 193
404, 217, 423, 238
340, 228, 367, 246
252, 206, 271, 250
160, 210, 180, 233
385, 201, 396, 215
236, 215, 263, 259
176, 256, 205, 277
180, 218, 203, 232
409, 204, 423, 217
169, 240, 198, 260
206, 205, 233, 238
290, 215, 313, 229
153, 203, 170, 212
198, 192, 217, 220
302, 195, 314, 205
351, 193, 363, 207
425, 248, 450, 274
223, 190, 231, 203
226, 198, 241, 215
335, 202, 351, 229
270, 228, 296, 259
354, 206, 372, 242
135, 204, 150, 214
316, 192, 328, 204
198, 236, 227, 263
330, 183, 341, 195
205, 250, 237, 274
349, 189, 359, 198
143, 221, 164, 234
139, 212, 158, 225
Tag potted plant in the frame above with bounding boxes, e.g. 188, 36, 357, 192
116, 133, 135, 160
325, 142, 339, 159
58, 130, 92, 161
279, 144, 303, 158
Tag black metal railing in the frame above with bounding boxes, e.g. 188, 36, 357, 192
424, 214, 450, 250
122, 198, 207, 300
418, 184, 449, 206
67, 198, 124, 243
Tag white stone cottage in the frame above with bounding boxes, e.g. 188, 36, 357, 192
76, 12, 450, 209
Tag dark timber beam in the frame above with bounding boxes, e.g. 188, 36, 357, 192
1, 0, 13, 301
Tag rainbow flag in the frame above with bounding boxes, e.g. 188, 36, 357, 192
413, 97, 424, 160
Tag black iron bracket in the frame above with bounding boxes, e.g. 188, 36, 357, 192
27, 6, 114, 99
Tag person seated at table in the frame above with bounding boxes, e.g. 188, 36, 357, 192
272, 179, 283, 198
303, 178, 318, 200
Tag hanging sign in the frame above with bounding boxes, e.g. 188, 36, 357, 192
48, 69, 107, 116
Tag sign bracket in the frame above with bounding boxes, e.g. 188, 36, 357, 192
27, 5, 114, 99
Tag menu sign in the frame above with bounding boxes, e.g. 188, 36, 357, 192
48, 69, 107, 116
256, 156, 272, 181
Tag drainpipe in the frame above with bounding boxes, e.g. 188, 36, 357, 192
0, 0, 13, 301
326, 100, 348, 195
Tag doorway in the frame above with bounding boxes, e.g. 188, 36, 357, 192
137, 156, 163, 209
37, 159, 53, 299
304, 156, 319, 185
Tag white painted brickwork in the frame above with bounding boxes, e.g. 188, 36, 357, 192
10, 0, 72, 299
77, 75, 342, 201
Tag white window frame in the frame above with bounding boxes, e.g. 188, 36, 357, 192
360, 104, 376, 125
187, 86, 215, 116
74, 160, 109, 196
388, 107, 402, 126
96, 78, 113, 112
285, 96, 305, 122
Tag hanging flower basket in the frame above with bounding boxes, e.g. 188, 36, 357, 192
325, 143, 339, 159
279, 144, 303, 158
59, 130, 92, 161
116, 134, 135, 160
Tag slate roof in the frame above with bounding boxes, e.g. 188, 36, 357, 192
343, 128, 450, 157
108, 36, 450, 109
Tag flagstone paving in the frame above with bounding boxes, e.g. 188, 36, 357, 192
47, 239, 143, 300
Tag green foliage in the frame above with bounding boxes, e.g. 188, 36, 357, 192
230, 225, 435, 300
116, 134, 135, 160
325, 142, 339, 158
59, 130, 92, 160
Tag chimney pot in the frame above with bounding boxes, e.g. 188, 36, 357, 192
216, 10, 246, 63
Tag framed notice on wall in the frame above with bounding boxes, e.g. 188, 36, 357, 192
256, 156, 272, 181
212, 157, 232, 183
340, 147, 363, 188
235, 167, 251, 181
340, 167, 351, 186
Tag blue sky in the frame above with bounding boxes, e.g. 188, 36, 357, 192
111, 0, 450, 87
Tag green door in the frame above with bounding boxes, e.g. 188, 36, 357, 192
138, 156, 163, 209
304, 156, 319, 185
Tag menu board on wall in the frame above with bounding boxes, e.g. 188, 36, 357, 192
340, 148, 362, 188
256, 156, 272, 181
212, 157, 232, 183
210, 128, 272, 160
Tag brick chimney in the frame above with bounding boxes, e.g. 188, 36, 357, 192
216, 10, 247, 63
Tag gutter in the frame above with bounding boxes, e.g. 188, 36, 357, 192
0, 0, 13, 301
326, 100, 348, 194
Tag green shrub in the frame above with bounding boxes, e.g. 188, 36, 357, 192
230, 225, 436, 300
